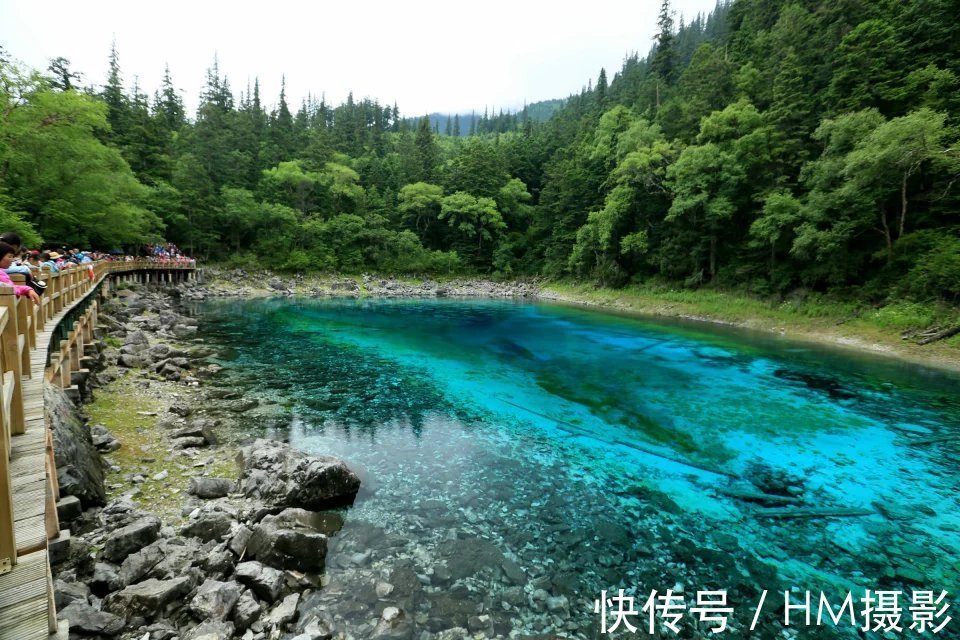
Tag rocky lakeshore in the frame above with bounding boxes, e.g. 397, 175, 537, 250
178, 268, 540, 302
53, 283, 367, 640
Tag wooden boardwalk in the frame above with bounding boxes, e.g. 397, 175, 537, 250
0, 261, 197, 639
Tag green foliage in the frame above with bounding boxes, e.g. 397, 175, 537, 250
0, 60, 163, 247
3, 0, 959, 301
906, 234, 960, 301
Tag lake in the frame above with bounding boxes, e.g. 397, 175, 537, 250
192, 297, 960, 638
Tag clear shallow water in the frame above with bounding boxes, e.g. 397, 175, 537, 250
192, 297, 960, 639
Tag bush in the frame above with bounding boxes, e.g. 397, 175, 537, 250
906, 235, 960, 301
870, 302, 937, 330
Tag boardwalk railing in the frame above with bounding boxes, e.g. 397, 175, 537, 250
0, 259, 197, 640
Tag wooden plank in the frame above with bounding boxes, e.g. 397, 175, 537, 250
11, 473, 44, 491
14, 515, 46, 555
0, 550, 46, 609
10, 452, 45, 478
13, 488, 45, 519
0, 595, 51, 640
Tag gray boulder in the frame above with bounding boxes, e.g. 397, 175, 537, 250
54, 579, 91, 609
266, 592, 300, 627
247, 508, 334, 572
234, 561, 285, 602
232, 589, 262, 632
90, 562, 123, 596
237, 439, 360, 509
58, 602, 124, 636
104, 576, 192, 617
102, 516, 161, 563
181, 509, 235, 542
118, 542, 166, 586
187, 477, 234, 499
124, 330, 149, 346
183, 620, 236, 640
189, 579, 243, 621
48, 385, 106, 507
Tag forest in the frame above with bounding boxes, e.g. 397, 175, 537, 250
0, 0, 958, 301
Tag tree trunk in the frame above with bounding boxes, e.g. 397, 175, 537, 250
709, 235, 717, 280
899, 173, 908, 239
770, 242, 776, 283
880, 207, 893, 264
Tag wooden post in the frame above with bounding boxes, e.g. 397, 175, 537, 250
9, 274, 36, 352
0, 305, 15, 574
70, 333, 81, 371
51, 271, 61, 315
0, 286, 25, 436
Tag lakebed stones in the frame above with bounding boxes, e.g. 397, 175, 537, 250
237, 438, 361, 509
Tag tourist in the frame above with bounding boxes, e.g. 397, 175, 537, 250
0, 232, 47, 295
41, 252, 61, 273
0, 242, 41, 304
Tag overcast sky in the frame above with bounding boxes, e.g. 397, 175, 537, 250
1, 0, 720, 117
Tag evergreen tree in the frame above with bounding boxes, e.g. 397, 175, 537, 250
101, 40, 130, 144
651, 0, 677, 83
46, 57, 80, 91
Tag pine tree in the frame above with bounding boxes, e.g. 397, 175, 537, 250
101, 40, 130, 143
596, 68, 608, 108
155, 64, 185, 132
453, 114, 461, 137
651, 0, 677, 84
47, 57, 80, 91
415, 116, 439, 181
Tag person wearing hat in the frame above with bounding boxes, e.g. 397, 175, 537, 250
42, 251, 61, 272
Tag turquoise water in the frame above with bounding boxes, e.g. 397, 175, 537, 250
193, 297, 960, 638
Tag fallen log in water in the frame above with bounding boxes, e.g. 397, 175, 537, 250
908, 435, 960, 447
717, 486, 804, 506
754, 507, 874, 519
496, 396, 740, 479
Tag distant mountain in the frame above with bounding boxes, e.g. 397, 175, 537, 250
405, 97, 566, 136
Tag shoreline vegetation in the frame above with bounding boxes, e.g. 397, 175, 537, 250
198, 267, 960, 374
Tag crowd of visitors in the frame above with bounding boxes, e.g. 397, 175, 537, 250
0, 232, 193, 304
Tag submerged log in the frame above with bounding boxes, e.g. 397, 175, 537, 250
717, 486, 803, 506
908, 435, 960, 447
496, 396, 740, 479
754, 507, 873, 519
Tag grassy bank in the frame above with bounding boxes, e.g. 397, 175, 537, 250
85, 373, 238, 520
541, 282, 960, 372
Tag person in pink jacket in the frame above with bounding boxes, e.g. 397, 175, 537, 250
0, 241, 40, 304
